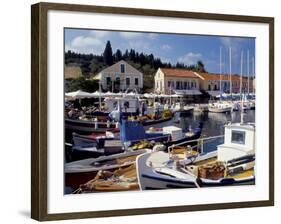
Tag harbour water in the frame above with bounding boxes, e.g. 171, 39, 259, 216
147, 110, 256, 153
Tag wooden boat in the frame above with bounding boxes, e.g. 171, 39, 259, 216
70, 119, 203, 160
65, 115, 172, 134
74, 164, 139, 193
65, 149, 150, 190
136, 122, 255, 190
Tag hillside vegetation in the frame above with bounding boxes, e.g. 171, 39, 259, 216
65, 41, 206, 92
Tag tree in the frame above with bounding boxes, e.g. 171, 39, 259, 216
196, 60, 206, 72
103, 41, 113, 66
114, 49, 122, 62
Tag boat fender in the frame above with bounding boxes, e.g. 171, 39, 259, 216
94, 118, 98, 129
152, 144, 166, 152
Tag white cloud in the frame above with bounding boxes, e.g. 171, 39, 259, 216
66, 35, 105, 54
161, 44, 172, 50
178, 52, 202, 65
119, 32, 143, 39
71, 36, 102, 48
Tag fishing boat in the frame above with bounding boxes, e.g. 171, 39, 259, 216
74, 164, 139, 193
70, 119, 202, 160
65, 112, 173, 134
65, 149, 150, 190
120, 120, 203, 148
136, 122, 255, 190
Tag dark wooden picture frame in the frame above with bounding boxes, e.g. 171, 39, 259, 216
31, 2, 274, 221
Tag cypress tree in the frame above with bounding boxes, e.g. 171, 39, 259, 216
103, 41, 113, 66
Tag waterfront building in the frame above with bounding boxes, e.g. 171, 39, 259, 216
154, 68, 201, 95
195, 72, 254, 94
93, 60, 143, 92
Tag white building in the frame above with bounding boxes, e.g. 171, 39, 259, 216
93, 60, 143, 92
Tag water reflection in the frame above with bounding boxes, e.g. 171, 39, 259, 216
146, 110, 255, 153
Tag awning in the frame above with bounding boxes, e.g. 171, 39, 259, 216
174, 89, 202, 95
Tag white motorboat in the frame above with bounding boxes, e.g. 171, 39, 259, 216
208, 102, 232, 113
136, 122, 255, 190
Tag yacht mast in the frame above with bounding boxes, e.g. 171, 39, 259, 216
252, 56, 255, 95
240, 51, 243, 101
220, 47, 222, 99
247, 50, 250, 95
240, 51, 244, 124
229, 47, 232, 99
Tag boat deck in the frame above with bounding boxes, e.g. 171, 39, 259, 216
227, 169, 254, 179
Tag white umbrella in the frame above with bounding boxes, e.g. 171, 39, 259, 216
65, 90, 91, 99
90, 91, 101, 97
144, 93, 157, 98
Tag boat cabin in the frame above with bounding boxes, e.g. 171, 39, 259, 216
217, 123, 255, 162
105, 96, 141, 114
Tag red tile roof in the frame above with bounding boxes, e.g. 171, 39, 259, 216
197, 72, 250, 81
160, 68, 198, 78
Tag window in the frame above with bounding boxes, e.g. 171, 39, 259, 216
120, 64, 125, 73
231, 130, 245, 145
194, 82, 197, 88
176, 81, 180, 90
208, 84, 211, 91
115, 77, 120, 84
168, 81, 174, 89
187, 82, 190, 89
168, 81, 171, 88
191, 82, 194, 88
135, 78, 138, 86
106, 77, 111, 86
184, 82, 187, 89
126, 77, 130, 86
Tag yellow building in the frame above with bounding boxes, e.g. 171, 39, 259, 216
195, 72, 254, 94
154, 68, 200, 94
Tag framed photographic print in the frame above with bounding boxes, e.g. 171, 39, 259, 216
31, 2, 274, 221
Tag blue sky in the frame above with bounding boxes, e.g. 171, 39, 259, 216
65, 28, 255, 75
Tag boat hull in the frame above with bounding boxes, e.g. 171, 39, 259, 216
208, 107, 232, 113
65, 117, 172, 134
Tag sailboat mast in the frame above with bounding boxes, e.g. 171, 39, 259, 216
240, 51, 243, 101
247, 50, 250, 95
240, 51, 244, 124
99, 80, 102, 109
229, 47, 232, 99
220, 47, 222, 98
252, 56, 255, 95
